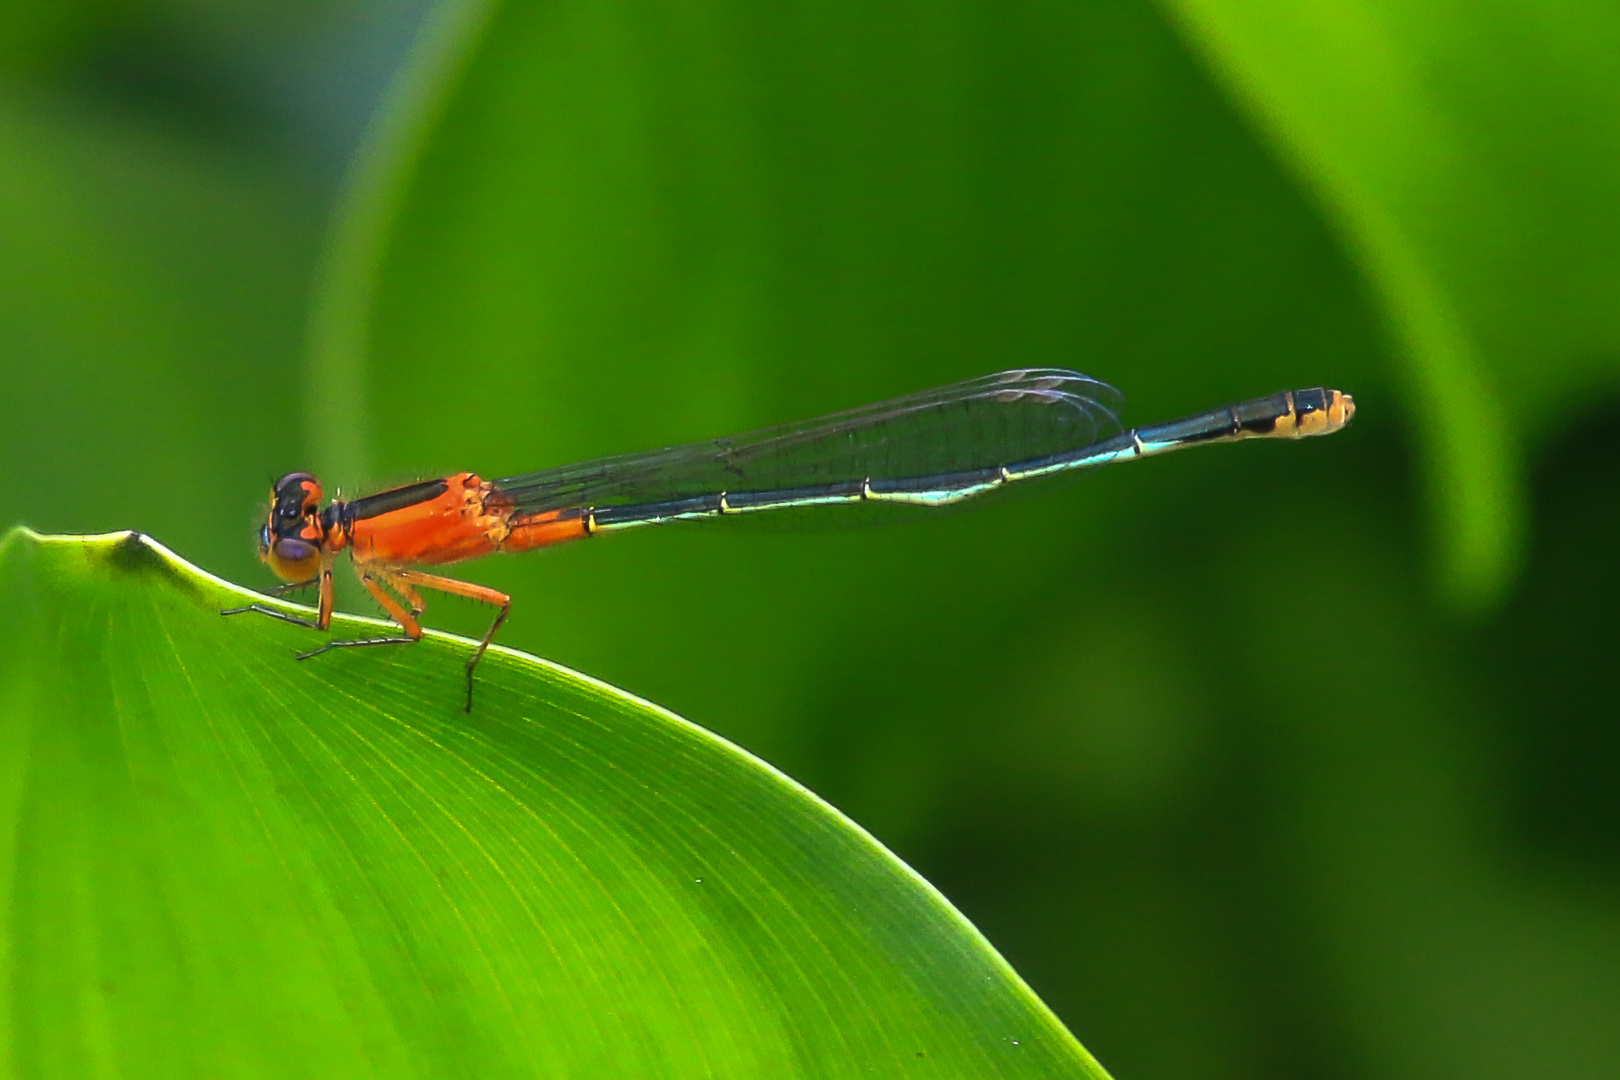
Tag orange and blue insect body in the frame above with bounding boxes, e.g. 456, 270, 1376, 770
315, 472, 588, 569
228, 370, 1355, 710
333, 473, 501, 566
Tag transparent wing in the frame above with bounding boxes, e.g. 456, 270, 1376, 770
490, 369, 1124, 514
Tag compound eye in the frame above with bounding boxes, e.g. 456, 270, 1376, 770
265, 536, 321, 582
273, 538, 317, 564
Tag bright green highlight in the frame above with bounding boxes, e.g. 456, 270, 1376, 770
1166, 0, 1620, 607
0, 527, 1107, 1079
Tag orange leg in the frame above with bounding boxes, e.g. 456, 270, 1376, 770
386, 568, 512, 713
391, 579, 426, 616
292, 566, 421, 663
228, 557, 509, 712
317, 554, 335, 630
222, 551, 335, 632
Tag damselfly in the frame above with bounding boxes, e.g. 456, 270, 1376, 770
225, 369, 1354, 708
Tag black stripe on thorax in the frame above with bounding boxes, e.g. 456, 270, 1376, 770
343, 479, 451, 522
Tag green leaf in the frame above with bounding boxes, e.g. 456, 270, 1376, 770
0, 526, 1109, 1078
1163, 0, 1620, 606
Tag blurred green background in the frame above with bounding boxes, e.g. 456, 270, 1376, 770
4, 0, 1619, 1077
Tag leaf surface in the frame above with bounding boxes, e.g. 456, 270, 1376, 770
0, 527, 1108, 1079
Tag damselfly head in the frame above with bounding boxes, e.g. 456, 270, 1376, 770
259, 471, 326, 581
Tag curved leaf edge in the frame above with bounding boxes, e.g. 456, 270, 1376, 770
0, 523, 1106, 1076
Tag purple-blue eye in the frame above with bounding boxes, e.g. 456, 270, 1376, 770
273, 538, 317, 563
